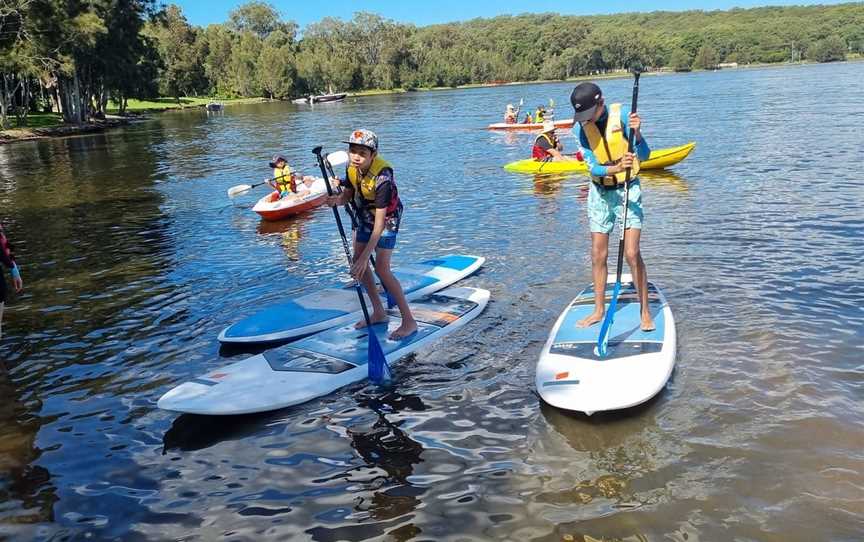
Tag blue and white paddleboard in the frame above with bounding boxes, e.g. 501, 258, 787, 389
218, 254, 485, 344
536, 274, 676, 415
160, 287, 490, 415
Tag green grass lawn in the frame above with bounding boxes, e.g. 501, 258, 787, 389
10, 112, 64, 129
107, 96, 266, 113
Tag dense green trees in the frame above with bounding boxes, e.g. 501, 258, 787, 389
2, 1, 863, 127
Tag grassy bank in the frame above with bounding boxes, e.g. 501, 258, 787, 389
1, 97, 268, 144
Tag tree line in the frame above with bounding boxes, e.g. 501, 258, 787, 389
2, 1, 862, 128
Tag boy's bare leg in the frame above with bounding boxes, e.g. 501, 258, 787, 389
374, 249, 417, 340
623, 228, 655, 331
578, 232, 609, 327
353, 241, 388, 329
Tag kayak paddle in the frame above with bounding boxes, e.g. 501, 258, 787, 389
227, 177, 277, 199
313, 146, 391, 384
597, 67, 641, 358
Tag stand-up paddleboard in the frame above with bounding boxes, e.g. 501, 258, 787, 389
160, 287, 490, 415
536, 274, 675, 415
219, 254, 485, 344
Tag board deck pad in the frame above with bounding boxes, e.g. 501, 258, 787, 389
159, 287, 490, 415
219, 254, 484, 343
536, 275, 676, 414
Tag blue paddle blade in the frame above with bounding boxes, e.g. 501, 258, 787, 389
367, 329, 392, 385
596, 281, 622, 358
385, 291, 396, 309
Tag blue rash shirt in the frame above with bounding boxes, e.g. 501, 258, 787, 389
574, 105, 651, 178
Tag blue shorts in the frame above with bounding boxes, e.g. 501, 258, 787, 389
587, 180, 644, 234
355, 224, 397, 250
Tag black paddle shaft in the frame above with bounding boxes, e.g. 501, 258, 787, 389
312, 146, 374, 324
614, 71, 641, 281
320, 152, 386, 293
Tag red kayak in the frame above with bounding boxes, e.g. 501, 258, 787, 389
252, 177, 332, 221
487, 118, 575, 131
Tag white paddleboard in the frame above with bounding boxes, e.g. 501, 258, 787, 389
218, 254, 485, 344
160, 287, 490, 415
536, 274, 676, 415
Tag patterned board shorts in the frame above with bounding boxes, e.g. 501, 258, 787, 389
587, 180, 644, 234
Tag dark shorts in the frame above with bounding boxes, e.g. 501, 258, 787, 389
355, 224, 397, 250
0, 274, 7, 304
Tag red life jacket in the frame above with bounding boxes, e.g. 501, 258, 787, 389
532, 133, 556, 160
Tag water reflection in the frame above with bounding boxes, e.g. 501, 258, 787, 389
0, 367, 56, 526
639, 171, 690, 194
257, 216, 307, 262
306, 392, 426, 540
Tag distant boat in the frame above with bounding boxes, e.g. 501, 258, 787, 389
311, 93, 347, 103
292, 93, 348, 104
205, 101, 224, 112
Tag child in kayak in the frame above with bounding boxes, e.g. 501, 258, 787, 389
504, 104, 517, 124
267, 154, 314, 198
325, 129, 417, 340
570, 81, 654, 332
532, 121, 571, 162
0, 223, 23, 341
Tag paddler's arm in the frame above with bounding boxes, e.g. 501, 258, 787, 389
325, 178, 352, 207
577, 128, 610, 177
0, 227, 22, 292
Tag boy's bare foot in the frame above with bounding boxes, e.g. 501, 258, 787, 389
640, 313, 655, 332
355, 312, 389, 329
577, 310, 605, 328
389, 319, 418, 341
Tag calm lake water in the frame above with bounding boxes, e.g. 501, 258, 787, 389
1, 62, 862, 541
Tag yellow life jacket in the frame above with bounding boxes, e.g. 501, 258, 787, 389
581, 102, 640, 187
535, 109, 545, 122
272, 165, 295, 193
346, 156, 393, 204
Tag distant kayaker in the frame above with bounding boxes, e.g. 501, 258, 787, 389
0, 223, 23, 341
268, 154, 313, 198
504, 104, 517, 124
523, 112, 533, 124
325, 129, 417, 340
571, 81, 654, 332
535, 105, 547, 123
532, 121, 570, 162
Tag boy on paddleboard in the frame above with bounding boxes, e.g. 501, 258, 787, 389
0, 223, 23, 341
571, 82, 655, 332
326, 129, 417, 340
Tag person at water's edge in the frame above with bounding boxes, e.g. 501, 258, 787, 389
571, 82, 655, 332
0, 223, 24, 341
325, 129, 418, 340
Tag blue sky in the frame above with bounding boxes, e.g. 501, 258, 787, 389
171, 0, 851, 28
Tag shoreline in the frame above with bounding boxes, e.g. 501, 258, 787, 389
3, 59, 860, 145
0, 97, 268, 146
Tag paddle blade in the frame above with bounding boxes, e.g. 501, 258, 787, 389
326, 150, 349, 169
596, 281, 622, 358
385, 291, 396, 310
227, 184, 252, 198
367, 331, 392, 385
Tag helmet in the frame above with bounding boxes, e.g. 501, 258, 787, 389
541, 121, 555, 133
268, 154, 287, 168
344, 129, 378, 152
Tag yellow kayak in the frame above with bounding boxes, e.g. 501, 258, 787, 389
503, 142, 696, 174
